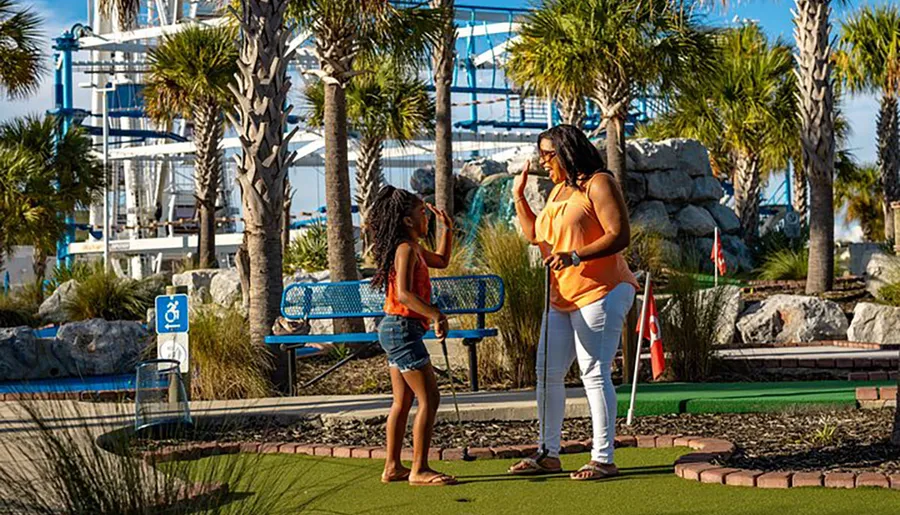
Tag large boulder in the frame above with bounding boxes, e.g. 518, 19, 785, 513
0, 327, 70, 381
721, 235, 754, 272
172, 269, 220, 304
410, 165, 435, 195
736, 295, 848, 345
631, 201, 677, 239
460, 158, 507, 184
506, 148, 545, 176
864, 251, 900, 298
662, 138, 713, 177
210, 269, 242, 307
645, 169, 693, 202
38, 280, 79, 324
523, 175, 555, 214
848, 302, 900, 345
624, 173, 647, 204
703, 202, 741, 234
690, 176, 724, 202
849, 243, 884, 276
55, 319, 150, 377
675, 205, 717, 237
627, 138, 677, 171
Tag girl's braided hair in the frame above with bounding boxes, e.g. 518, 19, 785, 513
367, 185, 420, 291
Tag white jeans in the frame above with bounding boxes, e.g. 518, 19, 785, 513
536, 282, 635, 463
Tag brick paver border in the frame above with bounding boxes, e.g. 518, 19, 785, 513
139, 433, 899, 490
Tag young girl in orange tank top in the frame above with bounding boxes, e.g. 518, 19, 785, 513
367, 186, 457, 487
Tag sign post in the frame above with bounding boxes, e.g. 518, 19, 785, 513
156, 287, 190, 400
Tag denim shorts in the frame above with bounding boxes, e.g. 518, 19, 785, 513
378, 315, 430, 372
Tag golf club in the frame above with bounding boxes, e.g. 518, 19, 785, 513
536, 264, 551, 461
440, 335, 474, 461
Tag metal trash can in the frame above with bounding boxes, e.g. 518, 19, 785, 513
134, 359, 192, 437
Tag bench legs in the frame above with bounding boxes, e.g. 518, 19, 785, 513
463, 338, 480, 392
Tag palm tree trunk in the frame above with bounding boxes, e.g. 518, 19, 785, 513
232, 0, 295, 394
356, 135, 384, 257
878, 95, 899, 241
791, 159, 808, 224
734, 153, 761, 243
594, 80, 630, 192
606, 114, 627, 189
432, 0, 455, 222
31, 244, 47, 301
558, 94, 585, 129
323, 82, 365, 334
795, 0, 836, 294
193, 100, 223, 269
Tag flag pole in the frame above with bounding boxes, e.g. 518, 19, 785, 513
626, 272, 651, 426
714, 227, 719, 287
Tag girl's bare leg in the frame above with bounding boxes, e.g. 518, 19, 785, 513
383, 366, 413, 481
402, 364, 455, 484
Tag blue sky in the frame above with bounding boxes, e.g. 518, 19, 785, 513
2, 0, 889, 240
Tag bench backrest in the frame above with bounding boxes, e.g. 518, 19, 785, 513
281, 275, 505, 323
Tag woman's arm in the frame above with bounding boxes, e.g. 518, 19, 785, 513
543, 174, 630, 270
513, 162, 539, 244
421, 204, 453, 269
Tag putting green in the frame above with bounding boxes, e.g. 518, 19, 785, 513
180, 448, 900, 515
614, 380, 894, 416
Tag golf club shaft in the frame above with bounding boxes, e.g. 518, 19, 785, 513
539, 264, 551, 458
440, 337, 463, 425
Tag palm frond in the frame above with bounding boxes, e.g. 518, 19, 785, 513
0, 0, 44, 99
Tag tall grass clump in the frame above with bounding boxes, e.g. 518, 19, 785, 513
757, 248, 809, 280
625, 224, 671, 279
660, 274, 727, 382
64, 270, 152, 321
0, 290, 36, 327
284, 224, 328, 274
477, 222, 544, 387
190, 306, 272, 400
0, 401, 331, 514
47, 260, 96, 291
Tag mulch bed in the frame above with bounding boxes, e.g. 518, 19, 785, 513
132, 407, 900, 474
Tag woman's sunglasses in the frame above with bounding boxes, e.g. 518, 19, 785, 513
538, 149, 557, 162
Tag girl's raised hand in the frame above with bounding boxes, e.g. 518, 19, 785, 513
427, 203, 453, 230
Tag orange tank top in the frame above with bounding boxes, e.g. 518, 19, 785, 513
384, 247, 432, 325
535, 173, 639, 312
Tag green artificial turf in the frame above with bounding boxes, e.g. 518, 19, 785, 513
614, 380, 895, 416
179, 448, 900, 515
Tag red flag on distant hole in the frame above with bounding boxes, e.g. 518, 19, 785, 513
636, 282, 665, 380
710, 229, 727, 276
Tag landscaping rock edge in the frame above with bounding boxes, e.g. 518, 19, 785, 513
140, 433, 900, 490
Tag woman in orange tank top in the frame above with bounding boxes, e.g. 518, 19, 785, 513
508, 125, 638, 481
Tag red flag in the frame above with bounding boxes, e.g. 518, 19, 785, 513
636, 282, 666, 380
710, 230, 727, 276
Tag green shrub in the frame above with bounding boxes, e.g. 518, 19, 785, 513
660, 274, 727, 382
0, 291, 36, 327
477, 222, 544, 388
757, 248, 808, 280
46, 261, 96, 292
64, 270, 152, 321
284, 223, 329, 274
189, 306, 273, 400
752, 226, 808, 263
878, 283, 900, 306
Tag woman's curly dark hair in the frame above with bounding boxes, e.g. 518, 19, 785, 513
367, 185, 421, 291
538, 124, 611, 188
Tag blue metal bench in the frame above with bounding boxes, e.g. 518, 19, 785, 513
266, 275, 505, 394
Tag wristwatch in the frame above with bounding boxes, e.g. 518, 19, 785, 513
571, 250, 581, 266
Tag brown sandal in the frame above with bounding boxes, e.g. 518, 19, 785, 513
570, 462, 618, 481
409, 473, 458, 486
508, 457, 563, 475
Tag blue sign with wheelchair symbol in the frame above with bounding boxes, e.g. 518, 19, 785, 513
155, 294, 189, 334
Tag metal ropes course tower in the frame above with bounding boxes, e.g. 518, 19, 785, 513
51, 1, 664, 277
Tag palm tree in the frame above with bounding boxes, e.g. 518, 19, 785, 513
641, 25, 796, 243
795, 0, 839, 294
508, 0, 713, 190
98, 0, 139, 29
431, 0, 455, 221
0, 0, 43, 99
0, 147, 53, 273
144, 26, 239, 268
834, 159, 884, 242
306, 56, 435, 247
230, 0, 296, 392
505, 10, 593, 128
288, 1, 443, 332
835, 5, 900, 242
0, 116, 103, 290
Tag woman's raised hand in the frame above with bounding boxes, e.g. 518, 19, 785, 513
513, 158, 530, 197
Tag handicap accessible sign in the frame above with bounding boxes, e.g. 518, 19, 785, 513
156, 294, 189, 334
